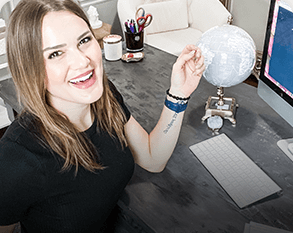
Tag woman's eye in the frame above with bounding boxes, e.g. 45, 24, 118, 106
79, 36, 92, 46
48, 51, 63, 59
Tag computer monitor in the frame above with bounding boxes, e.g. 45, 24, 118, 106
258, 0, 293, 160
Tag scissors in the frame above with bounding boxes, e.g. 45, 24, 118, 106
136, 14, 153, 31
135, 7, 145, 19
135, 7, 153, 31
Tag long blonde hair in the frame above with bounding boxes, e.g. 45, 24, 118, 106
6, 0, 128, 173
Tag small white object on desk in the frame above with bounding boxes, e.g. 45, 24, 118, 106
121, 52, 144, 62
103, 35, 122, 61
87, 5, 103, 29
207, 115, 223, 133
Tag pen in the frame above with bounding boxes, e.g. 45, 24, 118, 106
130, 24, 134, 33
124, 21, 132, 33
135, 22, 138, 33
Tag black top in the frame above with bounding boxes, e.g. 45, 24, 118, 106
0, 82, 134, 232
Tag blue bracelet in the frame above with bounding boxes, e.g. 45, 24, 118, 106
164, 98, 188, 113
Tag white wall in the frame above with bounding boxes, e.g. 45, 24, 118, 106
230, 0, 270, 51
1, 0, 118, 26
0, 1, 13, 26
81, 0, 118, 25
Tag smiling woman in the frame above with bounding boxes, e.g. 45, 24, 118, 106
1, 0, 133, 232
0, 0, 205, 232
6, 0, 128, 172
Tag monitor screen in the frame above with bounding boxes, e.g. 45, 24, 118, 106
258, 0, 293, 158
267, 3, 293, 100
259, 0, 293, 126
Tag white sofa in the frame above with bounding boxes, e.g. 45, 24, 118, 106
117, 0, 232, 56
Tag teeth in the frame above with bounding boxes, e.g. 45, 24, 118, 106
70, 72, 93, 84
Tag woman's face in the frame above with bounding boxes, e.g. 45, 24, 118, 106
42, 11, 103, 110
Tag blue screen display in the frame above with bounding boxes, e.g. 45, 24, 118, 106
268, 6, 293, 97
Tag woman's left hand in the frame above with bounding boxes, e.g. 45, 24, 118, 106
169, 44, 205, 98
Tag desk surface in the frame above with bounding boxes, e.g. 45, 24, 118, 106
104, 45, 293, 233
1, 44, 293, 233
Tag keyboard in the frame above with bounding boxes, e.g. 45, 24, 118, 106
189, 134, 282, 208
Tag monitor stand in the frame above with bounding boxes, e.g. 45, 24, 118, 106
257, 80, 293, 163
277, 139, 293, 162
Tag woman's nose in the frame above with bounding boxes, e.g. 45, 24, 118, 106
67, 48, 90, 70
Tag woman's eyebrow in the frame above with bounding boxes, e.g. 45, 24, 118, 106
43, 31, 91, 52
77, 30, 91, 41
43, 43, 66, 52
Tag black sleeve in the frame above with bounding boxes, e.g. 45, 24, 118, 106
108, 80, 131, 122
0, 140, 46, 225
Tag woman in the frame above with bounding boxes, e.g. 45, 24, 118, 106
0, 0, 205, 232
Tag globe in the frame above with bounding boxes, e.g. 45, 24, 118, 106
197, 24, 256, 87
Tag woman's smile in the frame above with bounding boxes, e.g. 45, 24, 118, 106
69, 69, 96, 89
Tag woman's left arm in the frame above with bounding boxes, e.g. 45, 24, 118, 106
124, 44, 205, 173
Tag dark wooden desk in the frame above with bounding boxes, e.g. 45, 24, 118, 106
104, 45, 293, 233
1, 44, 293, 233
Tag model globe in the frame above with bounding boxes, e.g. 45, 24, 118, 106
197, 25, 256, 87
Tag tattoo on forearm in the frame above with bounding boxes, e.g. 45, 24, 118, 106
163, 113, 178, 134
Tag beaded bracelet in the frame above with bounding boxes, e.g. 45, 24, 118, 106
166, 89, 191, 101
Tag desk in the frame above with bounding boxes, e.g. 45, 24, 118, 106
1, 44, 293, 233
103, 45, 293, 232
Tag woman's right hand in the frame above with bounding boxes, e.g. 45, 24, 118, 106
169, 44, 205, 99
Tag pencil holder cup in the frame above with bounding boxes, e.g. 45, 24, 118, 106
125, 30, 144, 52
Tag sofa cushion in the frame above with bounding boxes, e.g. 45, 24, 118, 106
188, 0, 231, 32
145, 27, 202, 56
138, 0, 188, 35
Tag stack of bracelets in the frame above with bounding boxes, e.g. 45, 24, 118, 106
164, 89, 190, 113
